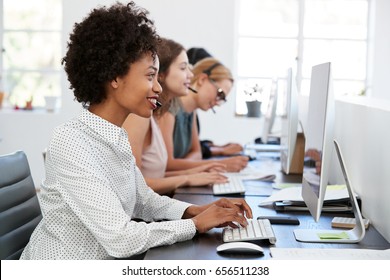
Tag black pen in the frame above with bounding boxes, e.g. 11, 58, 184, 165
188, 86, 198, 93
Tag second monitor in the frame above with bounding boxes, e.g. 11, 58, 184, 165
260, 78, 279, 145
280, 68, 305, 174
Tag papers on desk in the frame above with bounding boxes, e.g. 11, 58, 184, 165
225, 165, 276, 181
270, 248, 390, 260
259, 185, 349, 205
259, 185, 356, 212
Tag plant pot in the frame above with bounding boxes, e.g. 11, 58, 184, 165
44, 96, 58, 112
246, 101, 262, 118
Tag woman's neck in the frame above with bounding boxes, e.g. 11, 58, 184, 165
180, 93, 197, 113
89, 100, 128, 127
162, 89, 176, 104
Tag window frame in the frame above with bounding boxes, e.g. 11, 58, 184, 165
235, 0, 371, 116
0, 0, 62, 110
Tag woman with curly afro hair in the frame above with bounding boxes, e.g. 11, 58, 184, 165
20, 2, 252, 260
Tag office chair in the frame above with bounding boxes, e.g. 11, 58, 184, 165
0, 151, 42, 260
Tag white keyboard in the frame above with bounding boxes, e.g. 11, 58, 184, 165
213, 176, 245, 195
245, 143, 282, 152
222, 219, 277, 244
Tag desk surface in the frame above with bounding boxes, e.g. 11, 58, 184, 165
144, 194, 390, 260
143, 156, 390, 260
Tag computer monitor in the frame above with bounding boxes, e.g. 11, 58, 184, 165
293, 62, 365, 243
300, 62, 335, 222
261, 79, 278, 144
280, 68, 303, 174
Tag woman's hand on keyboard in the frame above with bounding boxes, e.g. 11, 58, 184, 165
210, 143, 243, 156
191, 198, 253, 233
214, 198, 253, 220
185, 172, 228, 187
217, 156, 249, 172
184, 162, 227, 173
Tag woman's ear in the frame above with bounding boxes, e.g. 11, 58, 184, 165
110, 78, 119, 89
197, 73, 208, 86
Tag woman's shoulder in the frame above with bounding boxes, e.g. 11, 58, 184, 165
123, 114, 151, 145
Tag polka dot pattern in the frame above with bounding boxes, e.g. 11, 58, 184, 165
20, 109, 196, 260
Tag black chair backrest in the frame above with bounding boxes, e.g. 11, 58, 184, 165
0, 151, 42, 259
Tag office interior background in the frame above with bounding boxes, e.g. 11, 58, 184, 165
0, 0, 389, 242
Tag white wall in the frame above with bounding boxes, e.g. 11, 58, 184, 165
331, 97, 390, 242
370, 0, 390, 99
0, 0, 389, 241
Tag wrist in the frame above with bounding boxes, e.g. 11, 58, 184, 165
177, 175, 189, 188
210, 147, 222, 156
182, 201, 212, 219
191, 217, 201, 234
183, 205, 201, 218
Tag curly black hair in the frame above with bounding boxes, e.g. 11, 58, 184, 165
62, 1, 159, 105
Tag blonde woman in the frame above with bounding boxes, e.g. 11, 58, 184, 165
158, 57, 249, 172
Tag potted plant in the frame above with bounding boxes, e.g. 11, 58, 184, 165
244, 83, 263, 117
44, 84, 59, 112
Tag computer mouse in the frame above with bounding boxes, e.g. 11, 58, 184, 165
216, 242, 264, 255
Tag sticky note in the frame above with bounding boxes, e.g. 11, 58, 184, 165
327, 184, 347, 190
317, 231, 350, 240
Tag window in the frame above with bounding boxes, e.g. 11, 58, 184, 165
236, 0, 369, 115
0, 0, 62, 109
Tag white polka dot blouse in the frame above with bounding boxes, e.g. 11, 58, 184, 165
20, 109, 196, 260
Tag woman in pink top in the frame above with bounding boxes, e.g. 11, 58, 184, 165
124, 114, 227, 194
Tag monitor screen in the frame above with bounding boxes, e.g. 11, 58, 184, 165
261, 79, 278, 144
301, 62, 335, 222
280, 68, 299, 174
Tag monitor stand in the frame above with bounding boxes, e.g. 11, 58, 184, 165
293, 140, 366, 243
